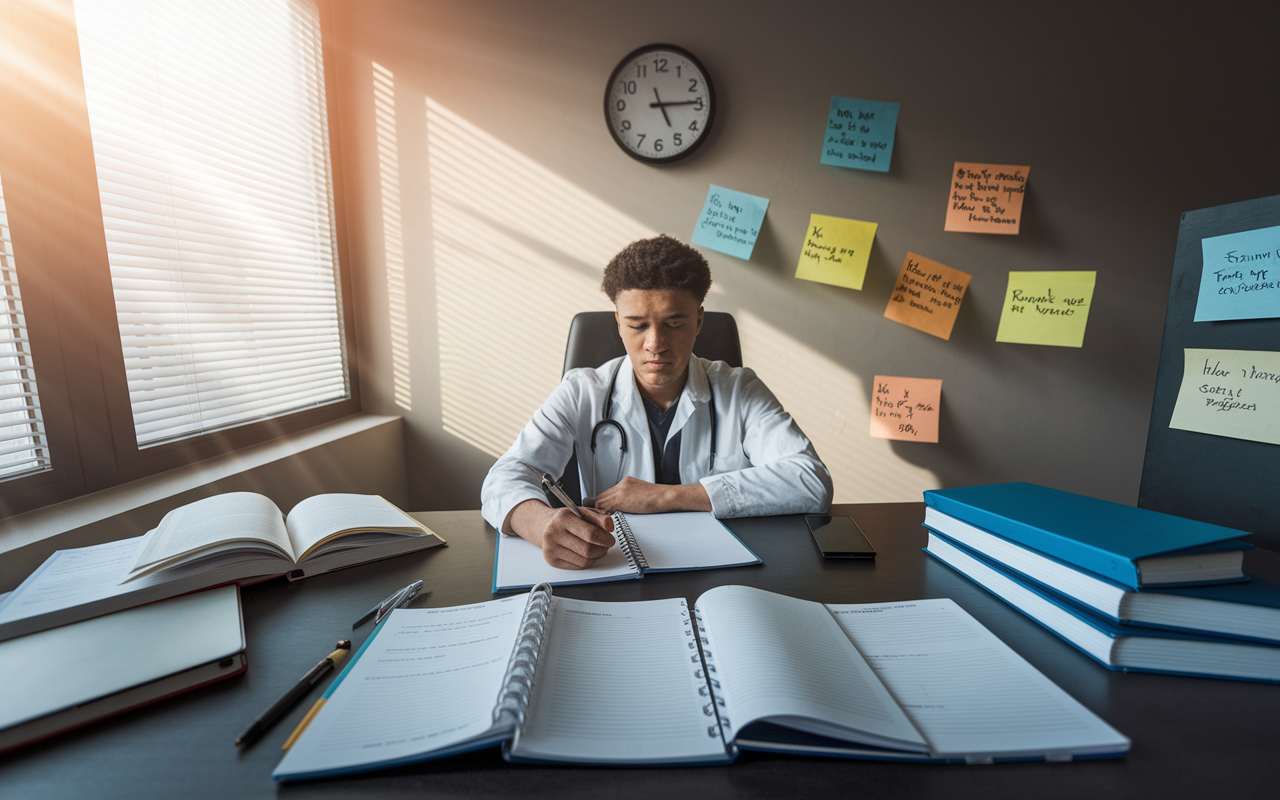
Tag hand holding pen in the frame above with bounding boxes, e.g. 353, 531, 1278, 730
519, 464, 615, 570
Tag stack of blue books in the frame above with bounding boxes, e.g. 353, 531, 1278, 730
923, 482, 1280, 682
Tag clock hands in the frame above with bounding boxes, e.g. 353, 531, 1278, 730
652, 88, 672, 127
648, 100, 701, 107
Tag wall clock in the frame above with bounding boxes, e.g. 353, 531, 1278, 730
604, 44, 715, 164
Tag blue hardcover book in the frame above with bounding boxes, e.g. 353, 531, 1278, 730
923, 511, 1280, 645
925, 531, 1280, 683
924, 482, 1251, 588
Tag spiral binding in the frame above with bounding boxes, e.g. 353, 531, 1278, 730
612, 512, 650, 572
492, 583, 554, 729
692, 607, 731, 742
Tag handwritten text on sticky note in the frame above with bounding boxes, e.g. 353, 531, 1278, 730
944, 162, 1029, 234
820, 96, 900, 173
870, 376, 942, 443
995, 271, 1096, 347
1194, 225, 1280, 322
1169, 349, 1280, 446
794, 214, 878, 290
690, 184, 770, 260
884, 252, 972, 339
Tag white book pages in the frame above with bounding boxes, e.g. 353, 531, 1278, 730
829, 597, 1130, 759
493, 533, 638, 591
696, 585, 927, 752
512, 596, 727, 765
274, 595, 527, 779
619, 511, 758, 571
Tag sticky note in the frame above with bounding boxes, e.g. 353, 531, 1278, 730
884, 252, 972, 340
870, 376, 942, 442
944, 162, 1029, 234
690, 184, 769, 260
819, 96, 900, 173
995, 271, 1096, 347
793, 214, 878, 290
1194, 225, 1280, 322
1169, 348, 1280, 446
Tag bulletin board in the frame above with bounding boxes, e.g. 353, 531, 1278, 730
1138, 193, 1280, 550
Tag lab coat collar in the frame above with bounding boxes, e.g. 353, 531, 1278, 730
613, 356, 710, 448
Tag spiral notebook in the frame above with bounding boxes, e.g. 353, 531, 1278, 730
491, 510, 761, 592
272, 585, 1129, 781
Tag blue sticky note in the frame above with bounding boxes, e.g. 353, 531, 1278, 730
1195, 225, 1280, 322
819, 96, 900, 173
690, 184, 770, 260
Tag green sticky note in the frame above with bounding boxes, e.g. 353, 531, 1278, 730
1169, 348, 1280, 446
995, 271, 1096, 347
794, 214, 878, 290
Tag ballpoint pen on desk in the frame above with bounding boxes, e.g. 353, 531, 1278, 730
352, 579, 428, 630
525, 463, 585, 520
235, 639, 351, 749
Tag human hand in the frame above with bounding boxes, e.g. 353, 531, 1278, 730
527, 505, 616, 570
588, 477, 712, 515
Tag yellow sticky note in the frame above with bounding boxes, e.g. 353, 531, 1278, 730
1169, 349, 1280, 446
944, 162, 1029, 234
995, 271, 1096, 347
794, 214, 878, 290
870, 376, 942, 443
883, 252, 972, 340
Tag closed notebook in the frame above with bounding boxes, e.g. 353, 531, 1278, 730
924, 482, 1251, 588
925, 508, 1280, 644
926, 532, 1280, 683
492, 510, 761, 592
0, 585, 246, 754
272, 584, 1127, 781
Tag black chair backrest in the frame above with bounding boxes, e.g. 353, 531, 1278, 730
561, 311, 743, 375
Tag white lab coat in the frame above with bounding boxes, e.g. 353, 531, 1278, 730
480, 356, 833, 532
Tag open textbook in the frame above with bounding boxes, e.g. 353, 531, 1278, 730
273, 585, 1129, 781
492, 510, 760, 592
0, 493, 444, 641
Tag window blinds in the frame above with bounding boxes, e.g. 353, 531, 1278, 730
74, 0, 348, 446
0, 173, 52, 480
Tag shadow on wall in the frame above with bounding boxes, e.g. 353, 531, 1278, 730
416, 97, 940, 502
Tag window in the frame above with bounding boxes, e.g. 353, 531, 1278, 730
0, 0, 356, 516
74, 0, 348, 447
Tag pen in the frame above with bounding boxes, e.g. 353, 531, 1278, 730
526, 464, 585, 520
352, 579, 425, 629
374, 584, 429, 626
234, 640, 351, 749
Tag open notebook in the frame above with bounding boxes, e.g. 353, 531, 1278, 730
272, 585, 1129, 781
492, 510, 760, 592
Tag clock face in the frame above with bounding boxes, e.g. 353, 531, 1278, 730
605, 44, 715, 164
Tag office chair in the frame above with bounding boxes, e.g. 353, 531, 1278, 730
554, 311, 742, 505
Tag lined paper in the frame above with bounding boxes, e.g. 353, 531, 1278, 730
829, 598, 1129, 758
622, 511, 759, 571
696, 585, 926, 752
513, 596, 727, 764
274, 595, 526, 778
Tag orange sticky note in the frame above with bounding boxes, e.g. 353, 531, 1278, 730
883, 252, 972, 340
870, 376, 942, 443
944, 162, 1029, 234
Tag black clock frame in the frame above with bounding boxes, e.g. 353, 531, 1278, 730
603, 43, 716, 165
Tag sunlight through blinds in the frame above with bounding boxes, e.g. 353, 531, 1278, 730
0, 172, 52, 479
74, 0, 347, 446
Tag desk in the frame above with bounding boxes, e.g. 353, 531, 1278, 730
2, 503, 1278, 799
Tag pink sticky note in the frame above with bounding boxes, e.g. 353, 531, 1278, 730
869, 376, 942, 442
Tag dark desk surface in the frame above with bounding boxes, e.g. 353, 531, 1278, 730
3, 503, 1279, 799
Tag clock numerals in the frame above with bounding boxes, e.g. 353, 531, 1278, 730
620, 80, 636, 95
689, 121, 698, 132
634, 62, 647, 78
653, 57, 668, 72
616, 99, 625, 112
689, 79, 698, 93
674, 133, 682, 147
608, 45, 713, 163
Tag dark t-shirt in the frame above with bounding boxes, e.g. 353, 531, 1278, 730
642, 396, 682, 486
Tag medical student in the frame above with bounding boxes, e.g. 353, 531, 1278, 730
481, 234, 833, 569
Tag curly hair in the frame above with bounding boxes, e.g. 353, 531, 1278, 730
601, 234, 712, 304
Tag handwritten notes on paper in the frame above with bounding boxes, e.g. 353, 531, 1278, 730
884, 252, 972, 339
691, 185, 770, 260
1169, 349, 1280, 447
870, 376, 942, 443
820, 96, 900, 173
1194, 225, 1280, 322
944, 162, 1029, 235
995, 271, 1096, 347
794, 214, 878, 290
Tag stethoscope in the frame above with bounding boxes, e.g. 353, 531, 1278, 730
587, 359, 717, 499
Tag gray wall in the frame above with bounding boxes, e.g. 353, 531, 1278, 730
324, 0, 1280, 513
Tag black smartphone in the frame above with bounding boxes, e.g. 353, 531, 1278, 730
805, 515, 877, 559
